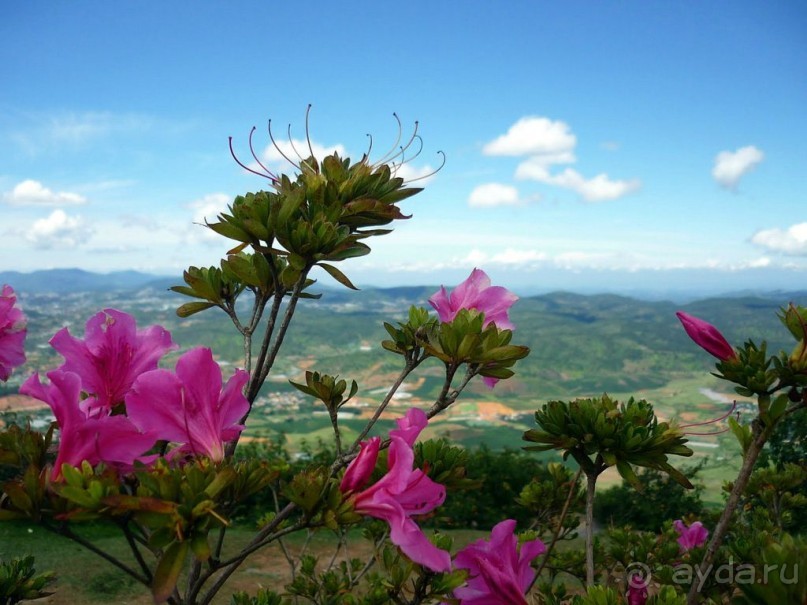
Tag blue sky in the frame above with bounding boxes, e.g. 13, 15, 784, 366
2, 1, 806, 296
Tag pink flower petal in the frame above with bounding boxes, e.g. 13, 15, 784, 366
0, 285, 26, 382
429, 268, 518, 330
341, 436, 381, 493
676, 312, 735, 361
126, 347, 249, 461
50, 309, 176, 412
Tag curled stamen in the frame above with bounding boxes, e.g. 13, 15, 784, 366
405, 151, 447, 183
267, 119, 301, 170
229, 135, 279, 183
248, 127, 279, 183
363, 133, 373, 163
305, 103, 315, 160
374, 120, 420, 168
680, 400, 738, 429
287, 122, 305, 162
396, 134, 424, 167
684, 427, 731, 436
372, 113, 403, 167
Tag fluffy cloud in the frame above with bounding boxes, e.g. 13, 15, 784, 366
483, 117, 576, 157
483, 116, 638, 202
25, 209, 87, 248
521, 168, 640, 202
468, 183, 522, 208
712, 145, 764, 190
4, 180, 86, 206
186, 193, 233, 243
751, 223, 807, 255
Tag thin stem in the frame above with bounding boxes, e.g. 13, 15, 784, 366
585, 471, 598, 587
685, 418, 773, 605
45, 522, 150, 586
350, 363, 417, 451
529, 468, 583, 592
122, 521, 153, 583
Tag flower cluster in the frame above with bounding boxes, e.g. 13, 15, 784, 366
340, 408, 451, 572
21, 309, 249, 479
0, 285, 27, 382
451, 518, 545, 605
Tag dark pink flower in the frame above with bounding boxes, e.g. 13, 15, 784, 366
50, 309, 176, 414
0, 285, 27, 382
429, 268, 518, 331
21, 370, 157, 480
340, 436, 381, 493
675, 312, 736, 361
673, 519, 709, 551
627, 573, 648, 605
452, 518, 546, 605
125, 347, 250, 462
341, 408, 451, 573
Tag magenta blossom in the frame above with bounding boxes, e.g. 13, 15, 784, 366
0, 285, 27, 382
429, 268, 518, 331
627, 573, 648, 605
673, 519, 709, 551
675, 312, 736, 361
341, 408, 451, 573
452, 518, 546, 605
50, 308, 176, 414
125, 347, 249, 462
21, 371, 157, 480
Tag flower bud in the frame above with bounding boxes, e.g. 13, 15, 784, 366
676, 312, 736, 361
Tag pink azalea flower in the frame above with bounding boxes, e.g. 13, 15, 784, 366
675, 312, 736, 361
673, 519, 709, 551
21, 370, 157, 480
125, 347, 250, 462
452, 518, 546, 605
627, 573, 648, 605
0, 285, 27, 382
429, 268, 518, 331
50, 309, 176, 414
341, 408, 451, 573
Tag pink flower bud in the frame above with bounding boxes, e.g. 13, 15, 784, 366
675, 312, 736, 361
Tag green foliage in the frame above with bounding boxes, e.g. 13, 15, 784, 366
0, 556, 55, 605
595, 465, 705, 532
524, 395, 694, 488
731, 533, 807, 605
570, 585, 621, 605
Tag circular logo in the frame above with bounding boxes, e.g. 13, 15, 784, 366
626, 562, 652, 588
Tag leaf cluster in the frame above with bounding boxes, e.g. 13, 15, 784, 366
524, 395, 693, 488
0, 555, 55, 605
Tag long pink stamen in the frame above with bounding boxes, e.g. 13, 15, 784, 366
229, 135, 278, 182
680, 400, 737, 429
684, 427, 730, 436
248, 126, 279, 183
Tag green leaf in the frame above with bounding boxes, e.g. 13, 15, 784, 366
152, 541, 189, 603
176, 301, 216, 318
318, 263, 358, 290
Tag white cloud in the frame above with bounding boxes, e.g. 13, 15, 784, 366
483, 117, 576, 157
751, 222, 807, 255
712, 145, 764, 190
188, 193, 231, 225
519, 167, 640, 202
485, 116, 638, 202
490, 249, 548, 264
4, 180, 87, 206
186, 193, 233, 243
26, 209, 87, 248
468, 183, 522, 207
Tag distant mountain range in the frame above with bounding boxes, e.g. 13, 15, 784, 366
1, 268, 806, 306
0, 269, 173, 294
